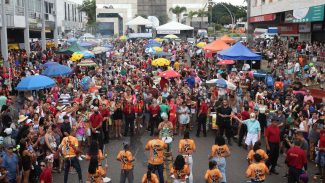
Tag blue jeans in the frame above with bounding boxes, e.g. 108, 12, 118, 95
148, 163, 164, 183
64, 157, 83, 183
212, 157, 227, 183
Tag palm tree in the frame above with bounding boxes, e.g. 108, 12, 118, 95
79, 0, 96, 25
169, 5, 187, 22
187, 11, 197, 26
195, 8, 209, 28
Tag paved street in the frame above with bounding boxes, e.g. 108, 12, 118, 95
53, 128, 318, 183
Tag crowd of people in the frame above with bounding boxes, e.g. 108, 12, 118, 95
0, 36, 323, 183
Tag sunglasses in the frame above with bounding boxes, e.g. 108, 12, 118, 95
40, 164, 46, 167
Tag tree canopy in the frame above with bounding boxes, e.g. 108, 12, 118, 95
211, 3, 247, 25
169, 5, 187, 22
79, 0, 96, 25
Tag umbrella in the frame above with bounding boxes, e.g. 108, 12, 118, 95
70, 52, 84, 61
217, 60, 235, 65
43, 61, 59, 67
206, 79, 218, 84
77, 59, 97, 67
196, 42, 206, 48
83, 33, 95, 39
145, 42, 161, 48
226, 80, 237, 90
215, 79, 227, 88
16, 75, 56, 91
145, 47, 156, 54
152, 52, 172, 57
93, 47, 109, 54
253, 70, 267, 78
78, 42, 93, 47
158, 70, 181, 78
119, 35, 127, 41
152, 58, 171, 67
103, 43, 113, 48
164, 34, 179, 39
79, 51, 95, 59
67, 37, 77, 43
154, 38, 163, 42
42, 64, 72, 77
153, 47, 163, 52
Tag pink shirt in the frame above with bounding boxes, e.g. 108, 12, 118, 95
304, 95, 314, 103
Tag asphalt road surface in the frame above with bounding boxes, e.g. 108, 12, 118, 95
53, 129, 319, 183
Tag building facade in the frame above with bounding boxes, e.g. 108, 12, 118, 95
96, 0, 207, 36
249, 0, 325, 42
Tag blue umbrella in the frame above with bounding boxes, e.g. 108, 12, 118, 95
42, 61, 59, 68
145, 42, 161, 48
68, 37, 77, 43
16, 75, 56, 91
103, 43, 113, 48
82, 51, 95, 59
253, 70, 267, 78
215, 79, 227, 88
42, 64, 72, 77
152, 52, 172, 57
79, 42, 93, 47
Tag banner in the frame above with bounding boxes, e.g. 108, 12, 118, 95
157, 30, 180, 34
128, 33, 152, 38
291, 5, 324, 23
299, 23, 311, 33
249, 14, 276, 23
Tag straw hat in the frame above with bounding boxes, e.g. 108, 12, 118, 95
17, 115, 28, 123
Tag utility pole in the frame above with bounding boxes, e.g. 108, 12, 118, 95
24, 0, 31, 59
53, 0, 58, 47
1, 0, 8, 66
246, 0, 253, 44
41, 0, 46, 51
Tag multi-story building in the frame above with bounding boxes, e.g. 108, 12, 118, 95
249, 0, 325, 42
0, 0, 86, 61
96, 0, 207, 36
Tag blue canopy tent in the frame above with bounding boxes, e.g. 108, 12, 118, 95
217, 42, 262, 60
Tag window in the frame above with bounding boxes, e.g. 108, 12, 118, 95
5, 0, 10, 4
68, 4, 70, 21
64, 2, 67, 20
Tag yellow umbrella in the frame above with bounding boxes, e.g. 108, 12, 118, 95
164, 34, 179, 39
70, 52, 84, 61
196, 42, 206, 48
153, 46, 163, 52
8, 43, 20, 50
119, 35, 127, 41
152, 58, 170, 67
154, 38, 163, 42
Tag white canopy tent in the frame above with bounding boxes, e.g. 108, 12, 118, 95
156, 21, 194, 35
126, 16, 152, 26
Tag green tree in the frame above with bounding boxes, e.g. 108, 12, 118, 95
187, 11, 197, 26
211, 3, 247, 25
169, 5, 187, 22
79, 0, 96, 25
195, 8, 208, 28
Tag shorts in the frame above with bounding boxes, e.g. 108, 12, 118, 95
76, 134, 84, 141
316, 151, 325, 167
245, 133, 259, 146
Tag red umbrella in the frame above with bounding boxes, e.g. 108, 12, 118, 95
158, 70, 181, 78
217, 60, 235, 65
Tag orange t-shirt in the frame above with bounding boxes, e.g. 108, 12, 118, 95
247, 149, 269, 164
141, 173, 159, 183
179, 139, 196, 155
274, 81, 284, 90
246, 162, 269, 181
88, 167, 105, 183
145, 139, 167, 165
204, 168, 223, 183
170, 164, 190, 181
117, 150, 134, 170
211, 145, 230, 158
60, 136, 79, 158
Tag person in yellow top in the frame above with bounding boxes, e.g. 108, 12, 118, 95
117, 142, 135, 183
145, 130, 167, 183
247, 141, 268, 165
141, 168, 159, 183
246, 154, 269, 183
209, 136, 230, 183
170, 155, 190, 183
174, 61, 180, 71
59, 129, 83, 183
204, 161, 222, 183
178, 131, 196, 183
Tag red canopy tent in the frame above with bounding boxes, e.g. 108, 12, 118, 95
220, 35, 236, 44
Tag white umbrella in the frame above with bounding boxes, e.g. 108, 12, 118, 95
206, 79, 217, 84
226, 80, 237, 90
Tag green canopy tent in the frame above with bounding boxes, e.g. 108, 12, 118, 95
56, 43, 87, 54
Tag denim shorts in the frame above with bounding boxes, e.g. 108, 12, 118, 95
316, 151, 325, 167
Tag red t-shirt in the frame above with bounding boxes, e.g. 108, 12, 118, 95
134, 101, 144, 113
148, 105, 160, 115
123, 103, 135, 115
286, 146, 307, 169
39, 168, 52, 183
241, 111, 250, 120
319, 130, 325, 148
89, 113, 103, 128
200, 102, 208, 114
100, 108, 110, 117
265, 125, 281, 143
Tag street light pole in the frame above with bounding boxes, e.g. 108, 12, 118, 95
41, 0, 46, 51
53, 0, 58, 47
24, 0, 31, 59
246, 0, 253, 44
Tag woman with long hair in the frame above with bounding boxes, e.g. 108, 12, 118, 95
170, 155, 190, 183
85, 141, 106, 183
20, 138, 36, 183
247, 141, 268, 165
141, 168, 159, 183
